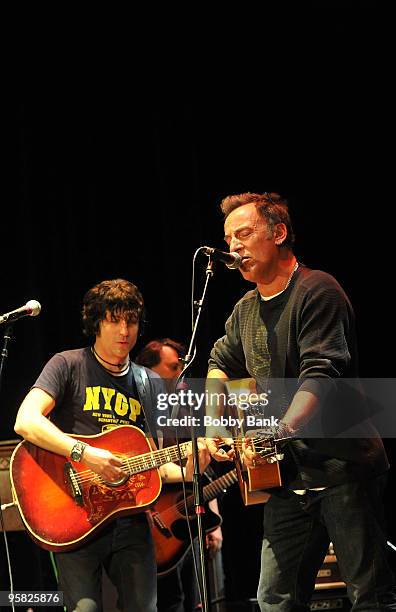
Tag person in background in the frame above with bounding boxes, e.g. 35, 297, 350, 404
136, 338, 223, 612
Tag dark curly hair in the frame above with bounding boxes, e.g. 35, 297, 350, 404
82, 279, 144, 337
220, 192, 295, 249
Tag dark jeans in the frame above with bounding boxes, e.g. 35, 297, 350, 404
157, 545, 200, 612
258, 475, 396, 612
55, 513, 156, 612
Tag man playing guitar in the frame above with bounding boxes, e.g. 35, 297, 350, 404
205, 192, 395, 612
13, 278, 209, 612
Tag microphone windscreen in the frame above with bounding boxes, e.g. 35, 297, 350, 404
26, 299, 41, 316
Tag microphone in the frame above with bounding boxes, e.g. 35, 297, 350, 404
0, 300, 41, 325
203, 246, 242, 269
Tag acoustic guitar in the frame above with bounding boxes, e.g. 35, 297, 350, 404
151, 469, 238, 576
223, 378, 285, 505
232, 434, 279, 505
10, 425, 192, 552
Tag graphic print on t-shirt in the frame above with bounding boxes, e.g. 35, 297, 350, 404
33, 348, 146, 435
83, 385, 143, 429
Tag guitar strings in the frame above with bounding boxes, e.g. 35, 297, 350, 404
74, 441, 273, 486
75, 435, 271, 481
72, 436, 274, 487
74, 444, 189, 478
74, 443, 190, 486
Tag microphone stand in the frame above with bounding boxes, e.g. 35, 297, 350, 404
175, 257, 215, 612
0, 324, 17, 612
0, 324, 14, 395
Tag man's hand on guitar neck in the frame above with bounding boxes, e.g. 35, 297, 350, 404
243, 421, 296, 468
184, 437, 211, 480
163, 438, 212, 482
206, 421, 296, 467
206, 437, 235, 462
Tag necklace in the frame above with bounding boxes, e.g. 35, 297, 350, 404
284, 260, 299, 291
260, 261, 300, 302
91, 346, 130, 374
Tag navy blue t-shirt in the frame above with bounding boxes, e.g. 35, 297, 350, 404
33, 347, 146, 435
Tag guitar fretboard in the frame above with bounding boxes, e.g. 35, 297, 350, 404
123, 442, 190, 475
203, 469, 238, 503
175, 469, 238, 514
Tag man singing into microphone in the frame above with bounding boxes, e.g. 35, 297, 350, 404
205, 192, 396, 611
14, 278, 210, 612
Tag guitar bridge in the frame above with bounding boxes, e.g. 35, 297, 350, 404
151, 511, 172, 538
64, 461, 83, 506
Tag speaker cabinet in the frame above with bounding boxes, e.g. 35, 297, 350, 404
0, 439, 24, 532
315, 545, 346, 591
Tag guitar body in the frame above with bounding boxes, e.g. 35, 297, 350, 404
151, 484, 222, 576
234, 456, 273, 506
10, 426, 162, 551
223, 377, 283, 505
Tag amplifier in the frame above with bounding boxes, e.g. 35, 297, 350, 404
0, 439, 24, 532
311, 589, 350, 611
227, 548, 348, 612
315, 545, 345, 590
238, 591, 350, 612
313, 548, 349, 612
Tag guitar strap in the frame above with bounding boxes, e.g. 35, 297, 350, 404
131, 363, 163, 450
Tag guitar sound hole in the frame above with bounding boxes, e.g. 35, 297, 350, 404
172, 518, 192, 541
176, 491, 195, 519
102, 474, 130, 487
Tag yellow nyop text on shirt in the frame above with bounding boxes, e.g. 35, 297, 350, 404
82, 386, 142, 422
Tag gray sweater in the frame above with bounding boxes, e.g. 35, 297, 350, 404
208, 265, 388, 489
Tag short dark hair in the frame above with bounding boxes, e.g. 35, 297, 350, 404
135, 338, 186, 368
82, 278, 144, 337
220, 192, 295, 249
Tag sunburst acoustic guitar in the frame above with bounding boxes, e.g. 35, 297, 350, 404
10, 425, 191, 552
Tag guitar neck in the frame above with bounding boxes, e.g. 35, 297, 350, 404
123, 442, 190, 475
177, 469, 238, 513
202, 469, 238, 503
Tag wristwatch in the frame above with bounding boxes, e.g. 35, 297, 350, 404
70, 441, 87, 463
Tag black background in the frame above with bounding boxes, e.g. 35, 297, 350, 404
1, 2, 395, 606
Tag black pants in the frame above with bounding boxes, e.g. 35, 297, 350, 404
55, 514, 156, 612
258, 475, 396, 612
157, 544, 200, 612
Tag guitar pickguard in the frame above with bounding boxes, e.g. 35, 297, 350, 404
84, 473, 153, 523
